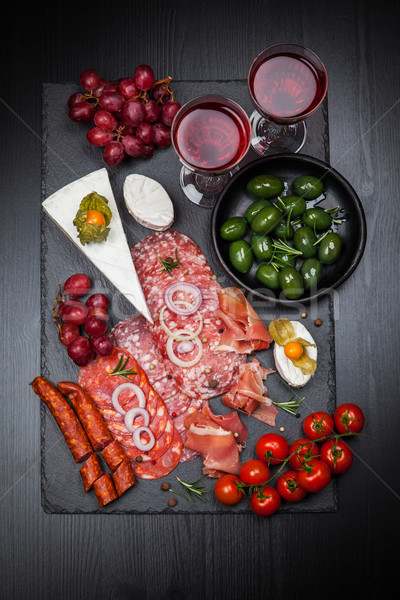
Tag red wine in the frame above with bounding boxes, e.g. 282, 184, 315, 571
250, 53, 326, 119
173, 101, 249, 171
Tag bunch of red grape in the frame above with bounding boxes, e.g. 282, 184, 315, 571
68, 67, 181, 166
55, 273, 114, 366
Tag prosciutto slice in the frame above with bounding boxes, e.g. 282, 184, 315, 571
183, 403, 246, 477
222, 359, 278, 427
213, 287, 272, 354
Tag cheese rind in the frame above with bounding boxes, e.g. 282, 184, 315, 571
42, 168, 153, 323
273, 321, 317, 388
123, 174, 174, 231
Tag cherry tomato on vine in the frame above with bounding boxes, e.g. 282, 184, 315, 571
288, 437, 319, 470
255, 433, 289, 466
239, 459, 270, 485
276, 470, 307, 502
303, 411, 334, 441
333, 403, 365, 434
250, 486, 281, 517
320, 438, 353, 474
214, 474, 243, 506
296, 460, 331, 493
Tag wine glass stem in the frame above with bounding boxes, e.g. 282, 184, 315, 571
194, 172, 230, 194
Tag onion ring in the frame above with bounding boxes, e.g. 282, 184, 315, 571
133, 426, 155, 452
124, 407, 150, 432
159, 304, 203, 340
111, 382, 146, 415
164, 282, 202, 316
166, 334, 203, 368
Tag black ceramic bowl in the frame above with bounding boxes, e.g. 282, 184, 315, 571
211, 154, 367, 305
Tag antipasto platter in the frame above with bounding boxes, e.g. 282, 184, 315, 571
35, 75, 364, 515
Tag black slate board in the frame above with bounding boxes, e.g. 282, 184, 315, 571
40, 80, 337, 513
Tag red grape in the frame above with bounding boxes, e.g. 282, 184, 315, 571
136, 121, 154, 144
87, 127, 114, 147
99, 91, 125, 112
60, 299, 88, 325
90, 335, 114, 356
153, 122, 171, 148
94, 109, 117, 132
103, 141, 125, 166
68, 101, 94, 123
142, 100, 160, 123
85, 315, 108, 337
134, 65, 155, 91
68, 92, 84, 109
87, 307, 108, 321
141, 144, 155, 158
58, 322, 80, 347
122, 134, 145, 157
152, 82, 171, 104
118, 78, 139, 100
67, 336, 94, 366
93, 78, 109, 98
101, 81, 120, 94
161, 101, 181, 126
86, 293, 109, 310
63, 273, 91, 297
79, 69, 101, 92
122, 99, 144, 126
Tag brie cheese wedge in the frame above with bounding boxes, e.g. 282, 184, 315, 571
273, 321, 317, 388
42, 168, 153, 323
123, 174, 174, 231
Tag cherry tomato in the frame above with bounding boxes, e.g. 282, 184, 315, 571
320, 438, 353, 474
239, 459, 270, 485
296, 460, 331, 493
214, 474, 243, 506
255, 433, 289, 466
303, 411, 334, 441
276, 470, 307, 502
333, 403, 365, 434
86, 209, 106, 226
288, 437, 319, 470
250, 486, 281, 517
284, 341, 303, 360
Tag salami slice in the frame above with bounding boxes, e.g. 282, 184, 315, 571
113, 458, 136, 496
133, 428, 183, 480
93, 473, 118, 507
130, 231, 246, 402
80, 453, 103, 492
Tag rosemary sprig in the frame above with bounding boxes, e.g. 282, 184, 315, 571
272, 238, 302, 256
108, 354, 137, 380
170, 476, 209, 503
272, 393, 305, 416
158, 248, 182, 275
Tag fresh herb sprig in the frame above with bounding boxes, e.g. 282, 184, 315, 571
272, 393, 305, 417
109, 354, 137, 380
170, 476, 209, 503
158, 248, 182, 276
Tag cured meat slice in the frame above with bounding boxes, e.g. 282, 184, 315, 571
78, 347, 181, 475
30, 376, 93, 463
130, 230, 246, 402
93, 473, 118, 507
113, 458, 136, 496
80, 453, 103, 492
222, 359, 278, 427
133, 428, 183, 480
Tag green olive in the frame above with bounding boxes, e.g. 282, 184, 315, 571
317, 232, 342, 264
301, 258, 323, 290
272, 219, 295, 240
219, 216, 248, 241
251, 205, 283, 234
229, 239, 254, 273
246, 174, 285, 198
273, 253, 297, 268
279, 266, 304, 300
250, 232, 274, 261
277, 195, 306, 218
256, 264, 281, 289
245, 198, 272, 224
302, 207, 332, 231
293, 226, 318, 258
293, 175, 324, 199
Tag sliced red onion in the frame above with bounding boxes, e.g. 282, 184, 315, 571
166, 334, 203, 368
133, 426, 155, 451
124, 407, 150, 432
164, 282, 202, 316
176, 339, 194, 354
111, 382, 146, 415
159, 305, 203, 340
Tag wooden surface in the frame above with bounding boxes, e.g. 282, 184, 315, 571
1, 0, 399, 597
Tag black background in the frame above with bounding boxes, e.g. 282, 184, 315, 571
2, 1, 399, 598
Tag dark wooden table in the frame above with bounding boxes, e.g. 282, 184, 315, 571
2, 1, 399, 597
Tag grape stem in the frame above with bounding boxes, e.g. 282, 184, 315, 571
52, 283, 65, 332
153, 76, 174, 103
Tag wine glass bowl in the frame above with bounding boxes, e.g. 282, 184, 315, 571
248, 44, 328, 155
171, 95, 251, 207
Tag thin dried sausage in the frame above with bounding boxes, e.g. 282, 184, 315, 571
92, 473, 118, 507
30, 376, 92, 462
113, 458, 136, 496
80, 453, 103, 492
101, 439, 127, 472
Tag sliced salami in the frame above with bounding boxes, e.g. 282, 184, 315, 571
133, 428, 183, 480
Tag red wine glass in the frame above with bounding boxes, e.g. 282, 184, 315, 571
248, 43, 328, 155
171, 95, 251, 207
